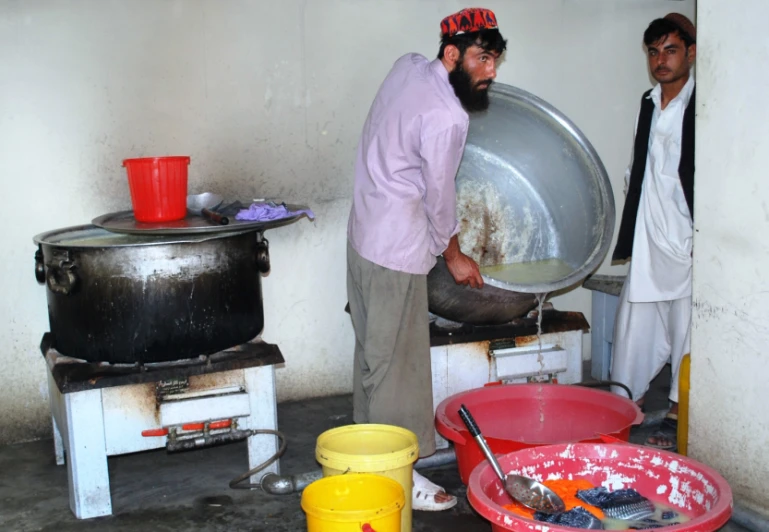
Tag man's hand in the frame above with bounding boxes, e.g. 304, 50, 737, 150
446, 253, 484, 288
443, 235, 484, 289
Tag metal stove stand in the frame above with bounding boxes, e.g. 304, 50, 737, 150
428, 309, 590, 346
41, 333, 285, 519
427, 309, 591, 451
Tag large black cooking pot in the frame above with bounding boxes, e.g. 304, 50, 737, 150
33, 225, 270, 364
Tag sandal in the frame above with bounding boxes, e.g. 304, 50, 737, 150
412, 470, 457, 512
646, 414, 678, 451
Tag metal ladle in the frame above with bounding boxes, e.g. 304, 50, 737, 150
458, 404, 566, 515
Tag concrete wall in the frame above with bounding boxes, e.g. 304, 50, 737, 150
0, 0, 692, 445
691, 0, 769, 515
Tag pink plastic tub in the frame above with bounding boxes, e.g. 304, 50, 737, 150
467, 441, 733, 532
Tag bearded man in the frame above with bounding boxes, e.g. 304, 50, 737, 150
346, 8, 507, 512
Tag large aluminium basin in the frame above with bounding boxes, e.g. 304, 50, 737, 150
428, 83, 615, 324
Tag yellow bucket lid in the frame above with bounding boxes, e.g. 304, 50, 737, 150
316, 424, 419, 472
301, 473, 405, 522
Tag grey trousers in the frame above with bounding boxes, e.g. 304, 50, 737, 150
347, 242, 436, 458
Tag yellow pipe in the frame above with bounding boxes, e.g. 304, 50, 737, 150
677, 353, 691, 456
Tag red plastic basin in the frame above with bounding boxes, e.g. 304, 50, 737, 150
468, 442, 733, 531
434, 384, 643, 485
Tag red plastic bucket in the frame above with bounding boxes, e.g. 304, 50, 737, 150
467, 441, 733, 531
123, 156, 190, 222
434, 384, 643, 485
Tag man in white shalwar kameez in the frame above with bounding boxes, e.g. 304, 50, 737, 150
610, 13, 697, 450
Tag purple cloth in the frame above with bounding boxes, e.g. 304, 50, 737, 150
347, 53, 469, 275
235, 203, 315, 222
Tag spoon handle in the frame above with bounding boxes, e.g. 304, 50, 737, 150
202, 208, 229, 225
458, 404, 507, 483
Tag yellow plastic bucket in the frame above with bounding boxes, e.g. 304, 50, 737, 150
316, 424, 419, 532
301, 473, 405, 532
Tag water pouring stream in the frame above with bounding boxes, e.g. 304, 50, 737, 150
535, 292, 548, 423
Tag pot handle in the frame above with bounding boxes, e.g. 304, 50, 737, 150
255, 236, 270, 274
46, 260, 78, 296
34, 247, 45, 284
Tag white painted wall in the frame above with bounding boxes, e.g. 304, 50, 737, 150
0, 0, 693, 444
691, 0, 769, 514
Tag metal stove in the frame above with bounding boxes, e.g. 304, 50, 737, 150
429, 307, 589, 450
41, 333, 284, 520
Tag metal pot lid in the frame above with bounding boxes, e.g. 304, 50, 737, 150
91, 203, 311, 236
454, 82, 615, 295
33, 224, 253, 248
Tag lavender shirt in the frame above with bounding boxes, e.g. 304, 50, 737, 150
347, 53, 469, 275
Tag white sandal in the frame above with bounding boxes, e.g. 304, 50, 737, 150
412, 470, 457, 512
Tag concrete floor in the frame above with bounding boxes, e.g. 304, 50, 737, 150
0, 370, 749, 532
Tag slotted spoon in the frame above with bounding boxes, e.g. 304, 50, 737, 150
458, 404, 566, 515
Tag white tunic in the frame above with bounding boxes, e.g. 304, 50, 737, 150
627, 76, 695, 303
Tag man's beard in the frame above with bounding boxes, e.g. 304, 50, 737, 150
449, 61, 492, 112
